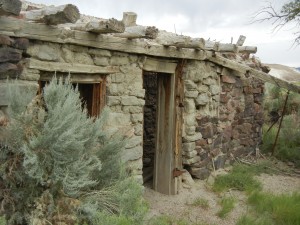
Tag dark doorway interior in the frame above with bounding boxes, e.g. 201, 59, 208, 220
142, 72, 158, 186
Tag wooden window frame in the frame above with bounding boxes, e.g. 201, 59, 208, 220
38, 75, 106, 117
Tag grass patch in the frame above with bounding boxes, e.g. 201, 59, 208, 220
146, 215, 211, 225
236, 215, 273, 225
216, 197, 235, 218
247, 191, 300, 225
190, 197, 209, 209
0, 217, 5, 225
213, 163, 263, 193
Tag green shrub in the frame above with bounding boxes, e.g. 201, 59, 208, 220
248, 192, 300, 225
0, 77, 145, 224
216, 197, 235, 218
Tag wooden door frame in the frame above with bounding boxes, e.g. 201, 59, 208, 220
143, 57, 183, 195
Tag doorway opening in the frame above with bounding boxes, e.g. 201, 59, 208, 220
142, 71, 158, 187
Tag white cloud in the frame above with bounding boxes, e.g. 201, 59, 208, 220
25, 0, 300, 66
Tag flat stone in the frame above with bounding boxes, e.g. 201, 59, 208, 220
196, 123, 214, 139
121, 96, 145, 106
210, 84, 220, 95
183, 132, 202, 142
0, 47, 22, 63
183, 150, 198, 158
182, 142, 196, 152
185, 90, 198, 98
13, 38, 29, 50
184, 99, 196, 113
27, 44, 61, 62
222, 75, 236, 84
131, 113, 143, 123
183, 156, 201, 165
182, 170, 195, 187
195, 93, 209, 106
123, 106, 143, 113
0, 35, 13, 46
93, 56, 110, 66
184, 80, 197, 90
121, 145, 143, 162
106, 96, 121, 106
190, 167, 210, 180
125, 136, 142, 149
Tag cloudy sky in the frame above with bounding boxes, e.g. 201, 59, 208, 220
29, 0, 299, 67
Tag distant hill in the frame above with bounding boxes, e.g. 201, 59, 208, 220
296, 67, 300, 72
266, 64, 300, 82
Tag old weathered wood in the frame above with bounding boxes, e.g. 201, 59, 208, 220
22, 4, 80, 25
154, 73, 176, 195
115, 26, 158, 39
143, 57, 177, 73
236, 35, 246, 46
0, 17, 207, 61
157, 32, 205, 49
122, 12, 137, 27
28, 59, 119, 74
72, 18, 125, 34
207, 53, 300, 93
40, 73, 105, 83
238, 46, 257, 54
217, 43, 238, 53
205, 40, 219, 51
0, 0, 22, 16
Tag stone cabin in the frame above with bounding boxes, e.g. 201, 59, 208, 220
1, 1, 299, 195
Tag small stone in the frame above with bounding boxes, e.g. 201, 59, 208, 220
195, 93, 209, 106
13, 38, 29, 50
190, 167, 210, 180
222, 75, 236, 84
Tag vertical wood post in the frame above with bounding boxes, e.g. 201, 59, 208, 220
271, 91, 289, 156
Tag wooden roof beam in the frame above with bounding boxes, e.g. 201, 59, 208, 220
0, 0, 22, 16
21, 4, 80, 25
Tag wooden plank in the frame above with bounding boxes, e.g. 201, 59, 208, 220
22, 4, 80, 25
154, 73, 176, 195
207, 53, 300, 93
0, 0, 22, 16
157, 32, 205, 49
236, 35, 246, 46
28, 58, 119, 74
71, 18, 125, 34
40, 74, 104, 83
218, 43, 238, 53
114, 25, 158, 39
238, 46, 257, 54
0, 17, 208, 61
143, 57, 177, 73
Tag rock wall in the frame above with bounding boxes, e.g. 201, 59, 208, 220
0, 34, 265, 184
182, 60, 264, 179
0, 36, 146, 184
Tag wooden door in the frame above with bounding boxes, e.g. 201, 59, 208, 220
154, 73, 176, 195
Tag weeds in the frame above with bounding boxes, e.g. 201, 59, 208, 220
213, 163, 262, 193
236, 215, 273, 225
216, 197, 235, 218
190, 197, 209, 209
247, 191, 300, 225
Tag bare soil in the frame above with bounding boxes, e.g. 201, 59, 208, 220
144, 170, 300, 225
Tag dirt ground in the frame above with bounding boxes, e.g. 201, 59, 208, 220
144, 169, 300, 225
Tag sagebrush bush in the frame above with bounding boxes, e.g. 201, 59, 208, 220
0, 77, 146, 224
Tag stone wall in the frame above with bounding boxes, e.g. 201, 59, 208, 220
0, 34, 38, 137
182, 60, 264, 179
0, 34, 265, 185
0, 36, 146, 184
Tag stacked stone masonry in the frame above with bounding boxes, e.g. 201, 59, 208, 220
0, 33, 265, 183
182, 60, 264, 179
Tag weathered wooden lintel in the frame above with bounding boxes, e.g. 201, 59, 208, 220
143, 57, 178, 74
28, 58, 119, 74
